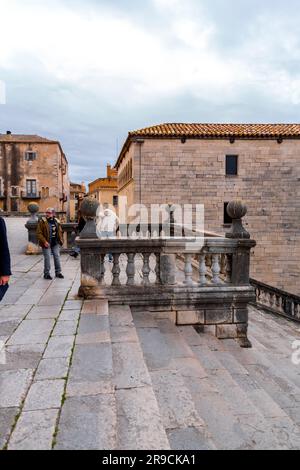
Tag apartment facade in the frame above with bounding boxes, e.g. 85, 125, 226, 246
0, 132, 70, 219
115, 123, 300, 295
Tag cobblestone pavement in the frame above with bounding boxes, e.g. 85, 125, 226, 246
1, 218, 300, 449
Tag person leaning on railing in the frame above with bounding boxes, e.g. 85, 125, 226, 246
0, 216, 11, 301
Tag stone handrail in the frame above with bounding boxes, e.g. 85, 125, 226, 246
76, 236, 255, 289
251, 278, 300, 323
76, 197, 256, 348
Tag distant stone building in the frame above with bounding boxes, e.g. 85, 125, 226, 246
70, 182, 86, 221
115, 123, 300, 295
0, 131, 70, 219
88, 164, 118, 209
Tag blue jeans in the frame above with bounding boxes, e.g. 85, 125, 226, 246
100, 232, 114, 261
42, 244, 62, 276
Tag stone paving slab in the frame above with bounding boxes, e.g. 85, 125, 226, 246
35, 358, 70, 381
116, 386, 170, 450
150, 370, 205, 431
66, 379, 114, 398
23, 379, 65, 411
27, 306, 62, 320
59, 310, 81, 321
113, 342, 152, 390
167, 426, 216, 450
8, 409, 59, 450
52, 320, 78, 337
0, 407, 19, 449
81, 299, 108, 315
69, 343, 113, 382
7, 319, 55, 346
0, 344, 44, 372
43, 336, 75, 359
0, 369, 33, 408
55, 394, 117, 450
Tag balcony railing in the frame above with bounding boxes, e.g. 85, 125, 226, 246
21, 191, 41, 200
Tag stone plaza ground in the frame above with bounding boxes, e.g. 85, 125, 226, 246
1, 218, 300, 450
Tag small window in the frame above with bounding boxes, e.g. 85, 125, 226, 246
226, 155, 238, 175
113, 195, 118, 207
25, 151, 37, 161
224, 202, 232, 225
26, 179, 37, 196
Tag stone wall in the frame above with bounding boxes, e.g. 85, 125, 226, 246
117, 138, 300, 295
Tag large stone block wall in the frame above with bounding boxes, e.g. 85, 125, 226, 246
119, 138, 300, 295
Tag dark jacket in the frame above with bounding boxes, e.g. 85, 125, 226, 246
0, 217, 12, 276
77, 216, 86, 234
36, 217, 64, 248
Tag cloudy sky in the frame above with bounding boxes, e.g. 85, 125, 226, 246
0, 0, 299, 183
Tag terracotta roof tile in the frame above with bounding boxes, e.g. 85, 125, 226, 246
115, 122, 300, 168
0, 134, 58, 143
129, 123, 300, 138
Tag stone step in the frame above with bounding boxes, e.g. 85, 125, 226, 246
178, 324, 300, 449
109, 305, 170, 450
132, 310, 216, 450
54, 299, 117, 450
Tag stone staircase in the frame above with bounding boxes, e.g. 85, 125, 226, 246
54, 301, 300, 450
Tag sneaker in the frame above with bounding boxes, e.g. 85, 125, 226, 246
44, 274, 52, 280
56, 273, 64, 279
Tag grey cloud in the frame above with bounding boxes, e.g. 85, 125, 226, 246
0, 0, 300, 184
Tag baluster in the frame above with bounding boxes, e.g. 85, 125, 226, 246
291, 301, 295, 317
143, 253, 151, 285
278, 295, 283, 312
155, 253, 161, 284
112, 253, 120, 286
211, 254, 221, 285
100, 253, 105, 284
225, 254, 232, 283
198, 254, 207, 286
184, 253, 194, 286
126, 253, 135, 286
295, 303, 300, 319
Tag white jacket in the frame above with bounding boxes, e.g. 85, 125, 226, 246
96, 210, 119, 234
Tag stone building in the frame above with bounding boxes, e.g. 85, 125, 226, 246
0, 131, 70, 219
115, 123, 300, 295
70, 181, 86, 221
88, 164, 118, 209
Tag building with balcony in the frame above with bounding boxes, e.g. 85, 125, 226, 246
0, 131, 70, 219
115, 123, 300, 295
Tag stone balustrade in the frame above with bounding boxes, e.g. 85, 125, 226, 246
251, 279, 300, 323
76, 198, 256, 348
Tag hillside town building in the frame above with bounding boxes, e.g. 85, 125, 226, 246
0, 131, 70, 219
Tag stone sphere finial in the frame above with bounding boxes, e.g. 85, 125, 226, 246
227, 200, 247, 220
80, 197, 99, 220
226, 200, 250, 239
79, 197, 99, 239
27, 202, 39, 222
